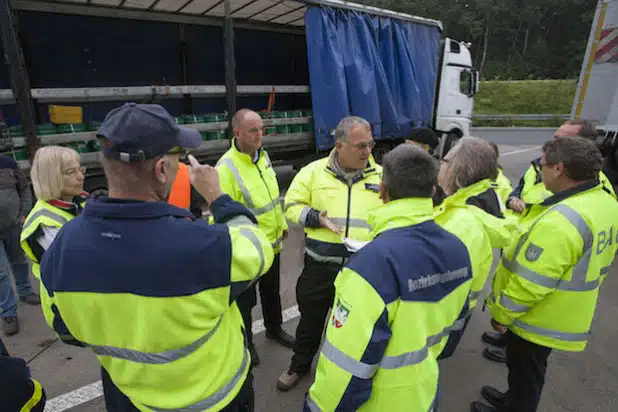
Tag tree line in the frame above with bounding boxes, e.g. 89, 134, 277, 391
357, 0, 597, 80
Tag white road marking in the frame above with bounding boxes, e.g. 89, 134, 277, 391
500, 145, 542, 157
44, 306, 302, 412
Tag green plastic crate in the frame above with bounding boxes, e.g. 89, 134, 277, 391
272, 111, 290, 134
89, 121, 103, 131
56, 124, 88, 134
89, 140, 101, 152
183, 114, 206, 124
36, 124, 57, 136
64, 141, 91, 153
8, 126, 24, 137
12, 148, 28, 161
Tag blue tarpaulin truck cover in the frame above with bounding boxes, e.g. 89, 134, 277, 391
304, 5, 441, 150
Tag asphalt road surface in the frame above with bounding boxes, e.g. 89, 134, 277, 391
5, 128, 618, 412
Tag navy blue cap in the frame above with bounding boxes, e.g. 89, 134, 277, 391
407, 127, 439, 150
97, 103, 202, 163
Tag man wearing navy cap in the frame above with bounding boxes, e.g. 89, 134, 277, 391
39, 103, 274, 412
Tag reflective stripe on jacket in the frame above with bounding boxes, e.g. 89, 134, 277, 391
488, 180, 618, 351
216, 141, 287, 252
284, 152, 382, 264
305, 198, 472, 412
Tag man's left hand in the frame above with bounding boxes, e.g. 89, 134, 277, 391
491, 318, 507, 334
282, 230, 288, 241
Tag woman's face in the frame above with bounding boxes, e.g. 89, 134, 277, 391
61, 158, 85, 199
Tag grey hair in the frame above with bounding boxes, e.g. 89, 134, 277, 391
334, 116, 371, 142
542, 136, 602, 181
443, 136, 498, 193
382, 144, 438, 200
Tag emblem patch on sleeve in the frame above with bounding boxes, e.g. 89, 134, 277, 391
524, 243, 544, 262
331, 298, 350, 329
365, 183, 380, 192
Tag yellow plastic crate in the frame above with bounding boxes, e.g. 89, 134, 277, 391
49, 105, 83, 125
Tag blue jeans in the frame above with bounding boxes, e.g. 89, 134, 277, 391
0, 225, 32, 318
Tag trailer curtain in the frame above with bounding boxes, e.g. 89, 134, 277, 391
305, 6, 441, 150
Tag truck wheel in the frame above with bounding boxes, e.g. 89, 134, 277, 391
442, 132, 461, 157
84, 176, 108, 198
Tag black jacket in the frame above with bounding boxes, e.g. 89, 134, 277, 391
0, 338, 46, 412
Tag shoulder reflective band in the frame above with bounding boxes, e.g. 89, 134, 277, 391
502, 203, 600, 292
217, 158, 279, 216
23, 208, 69, 231
89, 315, 224, 363
148, 346, 249, 412
238, 227, 265, 277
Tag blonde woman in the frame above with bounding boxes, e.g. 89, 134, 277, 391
20, 146, 88, 280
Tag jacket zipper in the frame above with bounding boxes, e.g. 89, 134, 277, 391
345, 182, 352, 238
255, 160, 281, 240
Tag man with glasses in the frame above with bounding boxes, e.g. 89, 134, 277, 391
277, 116, 383, 391
483, 119, 616, 364
215, 109, 294, 367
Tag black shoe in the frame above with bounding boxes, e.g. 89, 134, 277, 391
481, 331, 507, 347
266, 329, 295, 349
470, 401, 496, 412
481, 386, 506, 407
483, 346, 507, 363
2, 316, 19, 336
249, 344, 260, 367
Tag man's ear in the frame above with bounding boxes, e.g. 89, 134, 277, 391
379, 181, 389, 203
431, 185, 437, 197
154, 158, 167, 184
555, 162, 566, 178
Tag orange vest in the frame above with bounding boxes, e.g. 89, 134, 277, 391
168, 163, 191, 209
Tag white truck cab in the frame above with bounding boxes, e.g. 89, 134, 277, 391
435, 38, 479, 155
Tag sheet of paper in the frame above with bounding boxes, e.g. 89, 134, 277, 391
342, 237, 370, 253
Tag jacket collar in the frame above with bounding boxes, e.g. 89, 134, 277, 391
325, 149, 379, 183
369, 198, 434, 236
48, 192, 89, 215
539, 179, 600, 207
232, 139, 262, 165
82, 197, 194, 220
437, 179, 494, 211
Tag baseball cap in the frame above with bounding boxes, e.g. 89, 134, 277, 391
406, 127, 439, 150
97, 103, 202, 163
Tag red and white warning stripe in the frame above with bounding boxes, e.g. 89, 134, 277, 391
595, 27, 618, 64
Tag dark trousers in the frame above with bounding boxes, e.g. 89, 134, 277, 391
101, 366, 255, 412
290, 254, 340, 374
500, 331, 552, 412
238, 253, 283, 346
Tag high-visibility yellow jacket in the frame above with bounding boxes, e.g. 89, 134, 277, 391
38, 195, 274, 411
510, 158, 616, 206
284, 152, 382, 264
305, 198, 472, 412
216, 141, 288, 253
488, 180, 618, 351
434, 180, 513, 310
493, 168, 513, 205
21, 199, 85, 332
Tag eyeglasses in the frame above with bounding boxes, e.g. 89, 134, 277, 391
350, 140, 376, 151
63, 166, 86, 176
168, 148, 189, 161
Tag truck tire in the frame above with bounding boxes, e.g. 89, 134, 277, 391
84, 176, 108, 198
442, 131, 461, 157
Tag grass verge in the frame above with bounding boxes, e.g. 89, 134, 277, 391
474, 80, 577, 115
